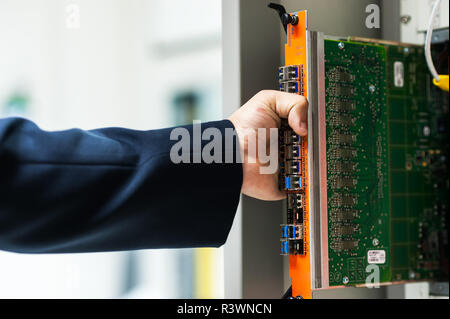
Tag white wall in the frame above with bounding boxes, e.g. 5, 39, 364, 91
400, 0, 449, 44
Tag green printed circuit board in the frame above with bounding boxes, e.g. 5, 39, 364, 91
324, 39, 449, 286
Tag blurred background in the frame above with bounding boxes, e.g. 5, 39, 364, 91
0, 0, 223, 298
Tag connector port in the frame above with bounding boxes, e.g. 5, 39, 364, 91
280, 224, 302, 240
281, 240, 289, 255
285, 175, 302, 191
283, 130, 300, 145
287, 208, 304, 224
279, 81, 300, 93
288, 193, 303, 209
285, 160, 300, 175
278, 65, 300, 82
284, 145, 300, 159
280, 239, 304, 255
287, 193, 304, 223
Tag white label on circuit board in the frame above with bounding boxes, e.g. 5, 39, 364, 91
368, 250, 386, 264
394, 61, 404, 87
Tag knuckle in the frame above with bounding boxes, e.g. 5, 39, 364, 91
297, 95, 308, 107
298, 95, 307, 103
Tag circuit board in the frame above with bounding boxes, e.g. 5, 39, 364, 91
324, 39, 391, 286
276, 9, 448, 298
324, 39, 449, 286
385, 43, 449, 282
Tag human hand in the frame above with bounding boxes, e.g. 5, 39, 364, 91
228, 90, 308, 201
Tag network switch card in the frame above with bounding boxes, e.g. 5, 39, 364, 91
274, 9, 448, 299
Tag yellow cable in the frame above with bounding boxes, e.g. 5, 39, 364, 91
433, 75, 449, 92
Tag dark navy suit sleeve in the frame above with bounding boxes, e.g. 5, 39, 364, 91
0, 117, 242, 253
